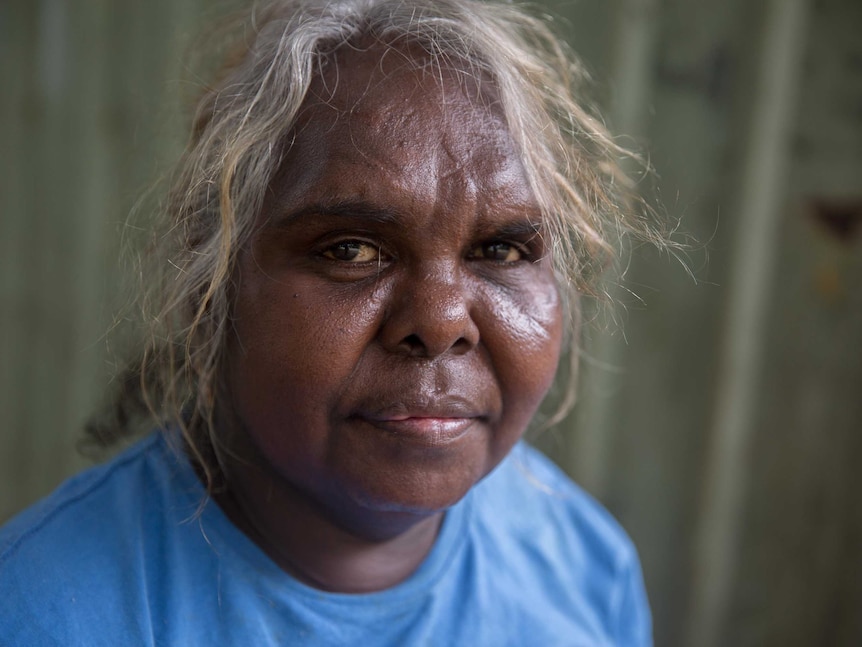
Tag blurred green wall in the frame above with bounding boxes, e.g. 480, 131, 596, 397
1, 0, 861, 645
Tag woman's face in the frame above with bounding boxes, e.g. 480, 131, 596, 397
228, 48, 563, 533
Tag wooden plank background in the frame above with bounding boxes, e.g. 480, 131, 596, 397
1, 0, 860, 644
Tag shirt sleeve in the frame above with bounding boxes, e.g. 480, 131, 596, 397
612, 550, 653, 647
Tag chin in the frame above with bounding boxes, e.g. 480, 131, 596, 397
335, 450, 492, 521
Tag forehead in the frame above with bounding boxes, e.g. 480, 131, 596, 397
309, 41, 499, 123
264, 42, 538, 222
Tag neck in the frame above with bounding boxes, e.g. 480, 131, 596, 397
210, 449, 444, 593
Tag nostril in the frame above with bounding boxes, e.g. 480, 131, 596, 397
400, 334, 426, 356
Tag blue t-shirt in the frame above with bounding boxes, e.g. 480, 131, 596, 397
0, 433, 651, 646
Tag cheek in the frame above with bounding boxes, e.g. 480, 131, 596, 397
483, 276, 564, 416
227, 276, 391, 481
230, 274, 388, 407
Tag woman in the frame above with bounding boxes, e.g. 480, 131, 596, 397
1, 1, 661, 644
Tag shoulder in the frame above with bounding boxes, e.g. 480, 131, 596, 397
0, 433, 201, 645
2, 434, 157, 556
0, 434, 189, 561
470, 443, 652, 645
474, 443, 637, 562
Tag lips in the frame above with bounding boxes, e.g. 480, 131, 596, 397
351, 396, 486, 446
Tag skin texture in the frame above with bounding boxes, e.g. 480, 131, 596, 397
219, 45, 563, 592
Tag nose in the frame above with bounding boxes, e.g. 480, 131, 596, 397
379, 264, 480, 358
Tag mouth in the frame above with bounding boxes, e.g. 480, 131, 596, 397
352, 398, 485, 446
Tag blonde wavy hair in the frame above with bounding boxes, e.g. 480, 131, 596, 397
89, 0, 664, 490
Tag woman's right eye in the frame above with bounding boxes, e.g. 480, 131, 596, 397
321, 241, 380, 263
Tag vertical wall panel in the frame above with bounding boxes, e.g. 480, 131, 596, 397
725, 0, 862, 643
0, 2, 38, 519
0, 0, 214, 521
687, 0, 812, 643
570, 1, 751, 643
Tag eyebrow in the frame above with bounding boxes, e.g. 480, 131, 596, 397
488, 219, 544, 239
270, 200, 406, 229
269, 199, 545, 239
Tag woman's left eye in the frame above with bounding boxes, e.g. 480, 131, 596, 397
469, 242, 524, 263
321, 241, 381, 263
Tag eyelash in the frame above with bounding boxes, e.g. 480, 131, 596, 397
316, 237, 536, 266
320, 240, 385, 263
467, 241, 531, 263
